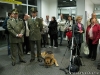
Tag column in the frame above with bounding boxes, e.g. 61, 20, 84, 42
76, 0, 85, 24
12, 4, 15, 9
26, 0, 28, 14
37, 0, 41, 18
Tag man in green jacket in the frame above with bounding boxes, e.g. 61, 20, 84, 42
28, 8, 43, 62
7, 9, 26, 66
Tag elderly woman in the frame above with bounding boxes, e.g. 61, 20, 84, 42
86, 18, 100, 61
73, 16, 85, 57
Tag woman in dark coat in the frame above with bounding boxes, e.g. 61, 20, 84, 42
48, 16, 58, 48
73, 16, 85, 57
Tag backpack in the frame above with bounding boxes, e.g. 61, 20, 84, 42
67, 55, 83, 72
72, 55, 82, 67
67, 64, 79, 72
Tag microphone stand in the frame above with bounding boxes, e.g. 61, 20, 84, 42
59, 25, 75, 74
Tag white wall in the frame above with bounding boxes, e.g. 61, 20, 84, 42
85, 0, 94, 19
41, 0, 57, 20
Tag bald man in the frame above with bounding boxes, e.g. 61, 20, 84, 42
87, 13, 99, 26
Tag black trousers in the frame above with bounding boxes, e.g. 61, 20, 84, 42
72, 43, 82, 56
45, 33, 49, 44
50, 34, 58, 47
41, 34, 46, 47
88, 39, 98, 59
23, 36, 30, 54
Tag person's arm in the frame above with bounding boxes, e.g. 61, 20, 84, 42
93, 25, 100, 44
80, 24, 85, 33
73, 24, 79, 34
58, 20, 66, 26
7, 19, 18, 37
43, 21, 48, 27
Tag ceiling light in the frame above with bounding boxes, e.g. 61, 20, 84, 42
63, 1, 66, 2
70, 0, 72, 1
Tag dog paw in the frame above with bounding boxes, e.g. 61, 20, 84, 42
56, 64, 59, 67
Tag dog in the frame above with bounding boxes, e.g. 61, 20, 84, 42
41, 51, 59, 67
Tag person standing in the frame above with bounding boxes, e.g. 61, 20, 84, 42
19, 13, 30, 54
57, 14, 66, 46
2, 10, 14, 56
86, 18, 100, 61
41, 18, 48, 48
66, 16, 73, 30
44, 15, 50, 45
65, 16, 73, 48
48, 16, 58, 48
73, 16, 85, 57
7, 9, 26, 66
28, 8, 43, 62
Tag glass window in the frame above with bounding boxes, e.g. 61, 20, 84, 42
17, 0, 26, 4
18, 0, 37, 6
0, 3, 12, 47
15, 5, 27, 14
28, 0, 37, 6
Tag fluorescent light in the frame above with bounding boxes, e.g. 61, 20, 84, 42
70, 0, 72, 1
63, 1, 66, 2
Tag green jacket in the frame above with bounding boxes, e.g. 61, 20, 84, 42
7, 18, 25, 43
28, 18, 43, 41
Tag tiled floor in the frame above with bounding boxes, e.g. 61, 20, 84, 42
0, 41, 100, 75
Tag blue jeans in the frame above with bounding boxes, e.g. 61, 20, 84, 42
58, 31, 64, 45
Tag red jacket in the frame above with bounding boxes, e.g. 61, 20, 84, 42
86, 24, 100, 44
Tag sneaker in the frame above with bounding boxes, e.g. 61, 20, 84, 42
54, 47, 57, 49
49, 46, 52, 48
27, 52, 30, 55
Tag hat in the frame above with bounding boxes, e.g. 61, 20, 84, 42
30, 8, 38, 13
12, 8, 19, 14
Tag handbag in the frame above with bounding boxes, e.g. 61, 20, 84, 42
83, 44, 89, 55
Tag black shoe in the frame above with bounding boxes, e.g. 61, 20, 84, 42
88, 55, 91, 58
91, 58, 96, 61
44, 46, 46, 48
59, 44, 62, 46
20, 60, 26, 63
37, 59, 42, 62
79, 56, 82, 58
12, 62, 15, 66
30, 59, 35, 62
97, 63, 100, 70
46, 43, 49, 45
87, 56, 91, 59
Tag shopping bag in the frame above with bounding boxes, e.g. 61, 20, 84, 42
99, 39, 100, 44
83, 44, 89, 55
